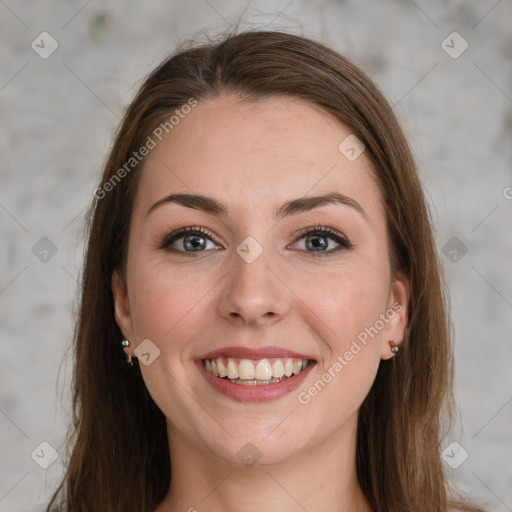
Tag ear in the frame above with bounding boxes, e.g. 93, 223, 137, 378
380, 271, 410, 360
112, 270, 135, 356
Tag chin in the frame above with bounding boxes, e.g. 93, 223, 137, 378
201, 424, 311, 468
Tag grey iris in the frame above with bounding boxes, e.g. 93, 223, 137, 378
306, 234, 328, 251
184, 235, 206, 251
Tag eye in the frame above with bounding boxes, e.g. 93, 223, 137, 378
291, 226, 352, 256
157, 226, 221, 255
157, 225, 352, 257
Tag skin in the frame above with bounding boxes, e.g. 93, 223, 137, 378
112, 94, 409, 512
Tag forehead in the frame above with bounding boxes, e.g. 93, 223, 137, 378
134, 94, 383, 221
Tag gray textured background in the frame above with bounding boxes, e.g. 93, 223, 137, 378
1, 1, 511, 510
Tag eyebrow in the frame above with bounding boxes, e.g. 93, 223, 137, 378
146, 191, 367, 220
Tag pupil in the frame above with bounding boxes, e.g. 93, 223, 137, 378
307, 235, 327, 251
185, 235, 206, 251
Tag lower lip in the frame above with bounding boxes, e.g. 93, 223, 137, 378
195, 359, 316, 403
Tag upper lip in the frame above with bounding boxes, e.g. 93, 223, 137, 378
199, 346, 316, 361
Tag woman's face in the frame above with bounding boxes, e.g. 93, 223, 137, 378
112, 94, 409, 466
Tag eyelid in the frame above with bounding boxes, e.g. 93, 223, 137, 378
156, 225, 223, 251
291, 225, 349, 243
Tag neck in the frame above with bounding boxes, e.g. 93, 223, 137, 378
155, 418, 372, 512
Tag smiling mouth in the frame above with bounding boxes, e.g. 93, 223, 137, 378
203, 357, 315, 386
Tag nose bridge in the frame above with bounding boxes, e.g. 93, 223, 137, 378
218, 236, 288, 324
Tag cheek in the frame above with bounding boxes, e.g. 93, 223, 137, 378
296, 262, 390, 351
294, 268, 386, 424
127, 259, 214, 348
126, 262, 216, 416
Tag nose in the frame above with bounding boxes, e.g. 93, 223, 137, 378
217, 245, 290, 326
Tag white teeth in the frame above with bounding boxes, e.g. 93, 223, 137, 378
238, 359, 255, 380
204, 356, 313, 383
217, 360, 227, 378
272, 360, 285, 378
226, 359, 238, 379
255, 359, 272, 380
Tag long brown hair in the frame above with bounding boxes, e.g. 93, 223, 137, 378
48, 29, 485, 512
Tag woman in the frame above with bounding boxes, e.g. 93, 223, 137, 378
47, 30, 486, 511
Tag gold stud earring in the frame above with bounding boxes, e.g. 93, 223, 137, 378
389, 341, 400, 353
121, 339, 134, 366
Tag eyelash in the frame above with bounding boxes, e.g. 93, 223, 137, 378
156, 225, 352, 257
